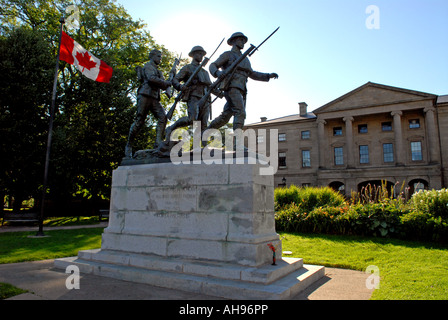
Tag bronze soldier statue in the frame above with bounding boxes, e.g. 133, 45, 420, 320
206, 32, 278, 132
125, 49, 172, 158
165, 46, 213, 140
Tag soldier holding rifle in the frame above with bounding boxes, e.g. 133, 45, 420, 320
125, 49, 177, 158
165, 46, 213, 140
206, 31, 278, 132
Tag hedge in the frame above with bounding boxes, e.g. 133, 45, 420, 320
275, 186, 448, 243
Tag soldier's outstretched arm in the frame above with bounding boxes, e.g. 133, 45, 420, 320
248, 71, 271, 82
249, 71, 278, 82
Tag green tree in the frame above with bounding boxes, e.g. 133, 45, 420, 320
0, 0, 182, 213
0, 26, 54, 211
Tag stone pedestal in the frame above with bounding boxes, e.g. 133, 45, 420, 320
55, 160, 324, 299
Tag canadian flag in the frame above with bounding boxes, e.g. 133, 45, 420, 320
59, 31, 113, 83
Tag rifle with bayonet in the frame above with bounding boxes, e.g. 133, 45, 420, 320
166, 38, 225, 120
164, 54, 181, 99
196, 27, 279, 112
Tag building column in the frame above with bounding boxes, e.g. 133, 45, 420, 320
391, 111, 404, 166
317, 118, 327, 169
343, 116, 354, 168
424, 106, 440, 164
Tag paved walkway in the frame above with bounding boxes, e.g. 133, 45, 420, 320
0, 224, 374, 301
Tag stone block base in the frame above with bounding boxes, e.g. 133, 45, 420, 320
55, 161, 324, 299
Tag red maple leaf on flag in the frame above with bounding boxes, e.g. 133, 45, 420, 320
75, 51, 97, 71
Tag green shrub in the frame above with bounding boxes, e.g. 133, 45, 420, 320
274, 185, 448, 243
306, 205, 349, 234
275, 202, 350, 234
274, 185, 345, 211
400, 189, 448, 242
409, 189, 448, 219
400, 211, 448, 242
274, 203, 304, 232
274, 185, 301, 210
345, 203, 403, 237
400, 210, 433, 240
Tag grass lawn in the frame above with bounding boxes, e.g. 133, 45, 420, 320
280, 232, 448, 300
0, 227, 447, 299
0, 227, 102, 299
0, 228, 103, 264
0, 282, 28, 299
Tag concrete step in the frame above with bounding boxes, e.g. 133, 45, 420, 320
75, 249, 303, 285
55, 254, 324, 300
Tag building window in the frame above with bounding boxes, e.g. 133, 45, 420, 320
383, 143, 394, 163
333, 127, 342, 136
334, 147, 344, 165
411, 141, 423, 161
279, 152, 287, 168
257, 135, 264, 144
301, 130, 310, 139
409, 119, 420, 129
302, 150, 311, 168
358, 124, 368, 134
278, 133, 286, 142
382, 122, 392, 131
359, 145, 369, 164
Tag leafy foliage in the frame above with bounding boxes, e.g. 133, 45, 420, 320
0, 26, 54, 211
0, 0, 183, 212
275, 185, 448, 243
409, 189, 448, 219
274, 185, 345, 211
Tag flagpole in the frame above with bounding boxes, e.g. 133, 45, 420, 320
36, 17, 65, 237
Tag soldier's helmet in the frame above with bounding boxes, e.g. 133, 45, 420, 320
149, 49, 161, 58
189, 46, 207, 57
227, 32, 248, 45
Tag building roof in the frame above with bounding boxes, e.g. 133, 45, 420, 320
246, 82, 446, 127
245, 112, 316, 127
313, 82, 437, 114
437, 95, 448, 104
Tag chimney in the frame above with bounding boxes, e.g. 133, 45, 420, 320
260, 117, 267, 122
299, 102, 308, 117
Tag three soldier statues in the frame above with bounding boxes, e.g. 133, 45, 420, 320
125, 30, 279, 159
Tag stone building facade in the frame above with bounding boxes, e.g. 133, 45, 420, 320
245, 82, 448, 196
